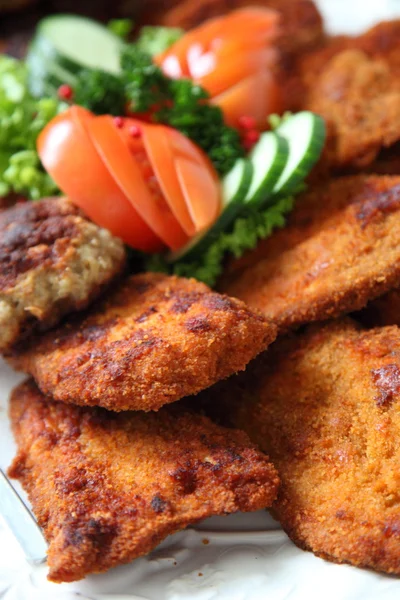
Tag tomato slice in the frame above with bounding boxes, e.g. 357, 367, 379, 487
197, 47, 276, 96
87, 116, 189, 251
213, 70, 283, 130
156, 7, 280, 91
37, 106, 162, 252
141, 124, 196, 236
166, 127, 221, 231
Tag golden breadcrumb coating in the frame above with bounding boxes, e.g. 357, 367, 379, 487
200, 319, 400, 574
220, 175, 400, 332
10, 273, 276, 411
288, 21, 400, 168
0, 197, 125, 352
8, 379, 279, 583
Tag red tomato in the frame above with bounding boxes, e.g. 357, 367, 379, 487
156, 7, 281, 129
212, 70, 283, 129
167, 128, 221, 231
37, 106, 162, 252
87, 116, 189, 251
141, 124, 196, 236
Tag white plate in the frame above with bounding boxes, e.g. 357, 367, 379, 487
2, 2, 400, 598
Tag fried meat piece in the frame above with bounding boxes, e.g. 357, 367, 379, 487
8, 379, 279, 583
292, 21, 400, 168
201, 319, 400, 574
0, 197, 125, 353
10, 273, 276, 411
303, 50, 400, 168
221, 175, 400, 332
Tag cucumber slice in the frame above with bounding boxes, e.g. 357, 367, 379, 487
273, 111, 326, 195
244, 132, 289, 207
30, 15, 123, 76
168, 158, 253, 263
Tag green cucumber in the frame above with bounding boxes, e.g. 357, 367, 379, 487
28, 14, 123, 77
244, 131, 288, 207
168, 158, 253, 263
273, 111, 326, 195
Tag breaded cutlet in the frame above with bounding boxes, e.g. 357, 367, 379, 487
199, 319, 400, 574
288, 21, 400, 169
10, 272, 276, 411
220, 175, 400, 333
0, 197, 125, 352
8, 379, 279, 583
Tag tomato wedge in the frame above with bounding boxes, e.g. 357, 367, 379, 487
197, 47, 276, 97
212, 70, 283, 129
87, 116, 189, 251
37, 106, 162, 252
165, 128, 220, 231
156, 7, 281, 128
126, 120, 220, 234
141, 124, 196, 236
174, 156, 220, 233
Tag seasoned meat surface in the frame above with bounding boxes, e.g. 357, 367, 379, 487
292, 21, 400, 169
10, 272, 276, 411
0, 197, 125, 352
221, 175, 400, 332
199, 319, 400, 574
8, 379, 279, 582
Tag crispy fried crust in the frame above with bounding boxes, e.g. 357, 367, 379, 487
10, 273, 276, 411
220, 175, 400, 332
201, 319, 400, 574
8, 379, 279, 583
303, 50, 400, 168
291, 21, 400, 168
0, 197, 126, 352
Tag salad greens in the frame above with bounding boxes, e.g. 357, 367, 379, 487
0, 56, 62, 199
146, 194, 295, 287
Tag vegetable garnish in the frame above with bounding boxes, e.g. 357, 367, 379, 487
0, 11, 326, 288
26, 14, 244, 177
0, 55, 63, 199
146, 112, 326, 286
37, 106, 221, 251
156, 7, 283, 129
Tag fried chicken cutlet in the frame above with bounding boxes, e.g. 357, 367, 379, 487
292, 21, 400, 169
10, 272, 276, 411
221, 175, 400, 332
8, 379, 279, 583
200, 319, 400, 574
0, 197, 125, 352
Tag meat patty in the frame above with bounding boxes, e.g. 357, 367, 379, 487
199, 319, 400, 574
8, 379, 279, 583
10, 272, 276, 411
0, 197, 125, 352
220, 175, 400, 332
